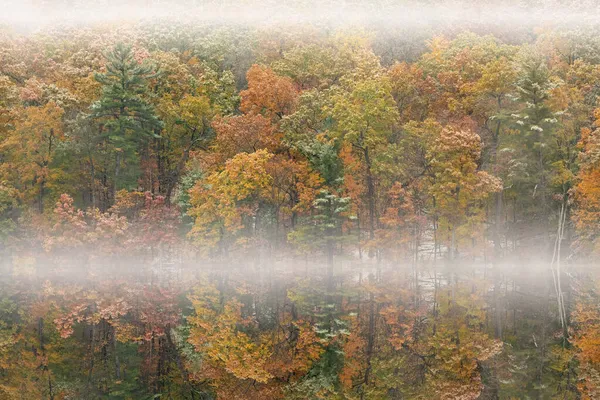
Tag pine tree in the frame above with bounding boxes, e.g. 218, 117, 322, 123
90, 43, 162, 196
512, 51, 556, 220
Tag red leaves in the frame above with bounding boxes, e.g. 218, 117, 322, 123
44, 191, 181, 256
52, 283, 180, 343
43, 193, 128, 253
54, 302, 88, 338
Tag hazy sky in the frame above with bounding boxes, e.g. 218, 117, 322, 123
2, 0, 600, 31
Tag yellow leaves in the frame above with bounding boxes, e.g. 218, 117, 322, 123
550, 160, 575, 187
427, 125, 501, 250
113, 321, 137, 343
70, 72, 101, 106
188, 150, 275, 249
472, 57, 516, 98
424, 36, 451, 65
189, 287, 273, 384
159, 93, 213, 134
0, 101, 64, 207
149, 50, 195, 100
0, 75, 18, 126
110, 189, 145, 216
548, 82, 582, 113
188, 282, 326, 399
331, 75, 399, 148
179, 94, 213, 124
18, 101, 64, 141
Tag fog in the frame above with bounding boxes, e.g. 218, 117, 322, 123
4, 0, 600, 31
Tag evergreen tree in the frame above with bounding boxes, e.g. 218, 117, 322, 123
511, 51, 557, 225
90, 43, 162, 196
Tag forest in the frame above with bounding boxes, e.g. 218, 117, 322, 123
3, 1, 600, 398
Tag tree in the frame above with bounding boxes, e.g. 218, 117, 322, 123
156, 94, 214, 201
427, 125, 502, 261
188, 150, 274, 255
0, 102, 64, 212
240, 64, 298, 121
573, 112, 600, 256
511, 50, 557, 225
331, 76, 399, 257
90, 43, 162, 199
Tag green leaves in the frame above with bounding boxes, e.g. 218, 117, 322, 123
330, 76, 398, 150
91, 43, 162, 142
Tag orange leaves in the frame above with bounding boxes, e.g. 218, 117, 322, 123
339, 316, 367, 390
377, 183, 418, 254
388, 62, 430, 123
572, 287, 600, 399
574, 294, 600, 365
287, 321, 325, 374
574, 169, 600, 227
110, 189, 147, 218
573, 114, 600, 255
379, 303, 416, 351
266, 155, 323, 214
211, 113, 281, 162
240, 64, 298, 121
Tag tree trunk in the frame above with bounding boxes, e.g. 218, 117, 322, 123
493, 190, 503, 339
114, 152, 121, 198
364, 146, 376, 250
413, 221, 420, 309
362, 289, 376, 400
112, 326, 121, 380
89, 154, 96, 209
38, 179, 45, 213
326, 238, 334, 292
